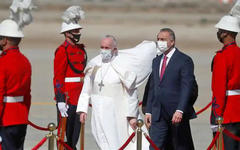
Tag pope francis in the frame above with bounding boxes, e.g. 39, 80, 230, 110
76, 35, 157, 150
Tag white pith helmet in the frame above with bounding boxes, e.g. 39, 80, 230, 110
215, 15, 240, 32
0, 19, 24, 38
60, 22, 82, 33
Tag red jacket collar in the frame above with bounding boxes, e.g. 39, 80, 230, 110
216, 41, 236, 53
222, 41, 236, 50
63, 40, 78, 48
2, 46, 19, 55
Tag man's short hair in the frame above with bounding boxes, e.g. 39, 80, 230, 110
160, 28, 176, 41
104, 35, 117, 48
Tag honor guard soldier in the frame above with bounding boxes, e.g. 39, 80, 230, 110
0, 1, 33, 149
53, 6, 87, 149
0, 19, 32, 150
211, 15, 240, 149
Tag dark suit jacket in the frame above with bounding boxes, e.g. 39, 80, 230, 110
146, 48, 197, 122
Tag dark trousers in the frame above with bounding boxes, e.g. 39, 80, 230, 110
223, 123, 240, 150
149, 117, 194, 150
57, 104, 81, 150
0, 124, 27, 150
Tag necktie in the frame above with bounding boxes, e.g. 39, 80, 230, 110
160, 55, 168, 81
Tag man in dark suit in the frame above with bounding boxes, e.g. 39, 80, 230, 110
144, 28, 196, 150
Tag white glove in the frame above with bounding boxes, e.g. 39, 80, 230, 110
57, 102, 69, 117
211, 124, 218, 132
0, 135, 2, 142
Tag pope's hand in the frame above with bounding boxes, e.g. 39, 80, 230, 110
57, 102, 69, 117
172, 111, 183, 124
128, 117, 137, 130
145, 114, 152, 129
80, 112, 87, 123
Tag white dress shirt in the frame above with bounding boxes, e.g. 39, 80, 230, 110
159, 47, 176, 73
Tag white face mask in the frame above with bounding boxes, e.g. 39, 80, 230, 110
100, 49, 113, 62
156, 47, 162, 56
157, 41, 168, 53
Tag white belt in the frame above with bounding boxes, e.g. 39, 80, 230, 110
226, 89, 240, 96
65, 77, 84, 83
3, 96, 24, 103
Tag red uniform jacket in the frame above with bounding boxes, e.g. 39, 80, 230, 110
211, 42, 240, 124
0, 46, 31, 126
53, 40, 87, 105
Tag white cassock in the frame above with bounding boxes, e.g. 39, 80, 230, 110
76, 41, 158, 150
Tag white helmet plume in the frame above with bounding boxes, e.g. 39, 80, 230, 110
9, 0, 36, 29
230, 0, 240, 18
62, 6, 85, 24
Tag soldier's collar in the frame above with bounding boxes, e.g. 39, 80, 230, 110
2, 46, 19, 55
222, 41, 236, 50
63, 40, 78, 48
216, 41, 236, 53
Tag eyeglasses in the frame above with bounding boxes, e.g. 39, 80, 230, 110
0, 36, 3, 40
